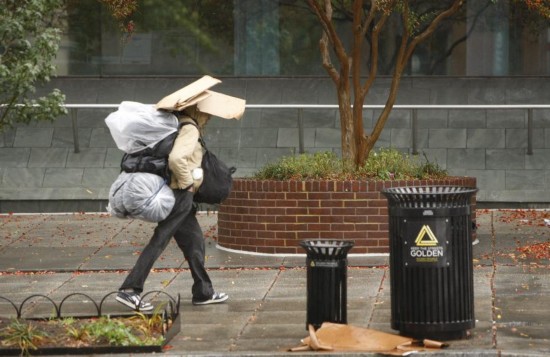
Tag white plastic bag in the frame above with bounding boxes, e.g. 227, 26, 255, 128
107, 172, 175, 222
105, 101, 178, 154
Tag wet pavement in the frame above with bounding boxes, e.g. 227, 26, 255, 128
0, 209, 549, 356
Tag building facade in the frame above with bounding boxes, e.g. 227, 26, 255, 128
0, 1, 549, 212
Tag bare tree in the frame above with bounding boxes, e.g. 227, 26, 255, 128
306, 0, 464, 168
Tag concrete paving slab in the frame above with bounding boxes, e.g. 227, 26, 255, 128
349, 254, 389, 266
257, 298, 305, 312
252, 309, 307, 326
494, 265, 550, 294
0, 214, 47, 248
0, 304, 20, 317
446, 323, 495, 351
167, 339, 234, 355
281, 255, 307, 268
170, 336, 239, 355
473, 266, 494, 297
474, 298, 494, 327
496, 325, 550, 354
231, 337, 304, 354
0, 273, 67, 293
106, 220, 155, 244
489, 234, 549, 266
82, 245, 187, 270
475, 210, 493, 232
219, 270, 278, 300
181, 319, 244, 340
347, 296, 377, 316
79, 246, 146, 270
494, 294, 550, 324
265, 286, 305, 300
49, 272, 130, 297
169, 269, 278, 302
239, 322, 306, 341
8, 214, 126, 248
348, 267, 387, 297
0, 246, 97, 271
473, 233, 494, 265
179, 310, 252, 328
208, 246, 286, 268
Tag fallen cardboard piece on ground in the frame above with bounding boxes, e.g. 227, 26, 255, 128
289, 323, 448, 356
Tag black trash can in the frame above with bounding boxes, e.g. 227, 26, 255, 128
300, 240, 354, 330
381, 186, 477, 340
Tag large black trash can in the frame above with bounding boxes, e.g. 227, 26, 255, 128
300, 240, 354, 330
381, 186, 477, 340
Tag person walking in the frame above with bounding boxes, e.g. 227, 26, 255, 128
115, 76, 245, 311
116, 76, 245, 311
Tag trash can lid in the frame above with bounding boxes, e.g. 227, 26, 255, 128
300, 240, 354, 259
381, 186, 477, 208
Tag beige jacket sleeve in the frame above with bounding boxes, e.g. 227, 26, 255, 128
168, 122, 202, 190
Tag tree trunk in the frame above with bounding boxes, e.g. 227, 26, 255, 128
337, 81, 355, 163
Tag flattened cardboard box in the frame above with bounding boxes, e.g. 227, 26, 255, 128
156, 75, 245, 120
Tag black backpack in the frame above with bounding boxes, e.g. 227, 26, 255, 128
120, 130, 178, 181
194, 138, 236, 204
179, 122, 236, 204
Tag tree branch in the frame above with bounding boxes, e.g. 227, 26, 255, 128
320, 32, 340, 83
361, 9, 390, 98
403, 0, 464, 66
307, 0, 350, 81
352, 0, 364, 96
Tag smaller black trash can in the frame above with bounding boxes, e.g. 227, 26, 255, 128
300, 240, 354, 330
382, 186, 477, 341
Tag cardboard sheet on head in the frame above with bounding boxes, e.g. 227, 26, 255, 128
155, 75, 245, 120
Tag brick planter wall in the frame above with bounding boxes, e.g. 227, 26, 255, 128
217, 177, 477, 254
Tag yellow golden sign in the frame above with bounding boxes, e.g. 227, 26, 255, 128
414, 225, 439, 246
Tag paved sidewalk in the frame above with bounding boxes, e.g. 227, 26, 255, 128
0, 209, 549, 356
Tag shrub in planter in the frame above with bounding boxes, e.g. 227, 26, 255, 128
218, 149, 476, 254
253, 149, 448, 181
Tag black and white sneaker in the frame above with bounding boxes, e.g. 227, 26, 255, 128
192, 292, 229, 306
116, 291, 154, 312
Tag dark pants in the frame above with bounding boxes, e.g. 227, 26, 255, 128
120, 189, 214, 301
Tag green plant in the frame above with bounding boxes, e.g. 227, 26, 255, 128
82, 316, 143, 346
359, 148, 447, 180
0, 313, 170, 354
0, 0, 67, 132
0, 318, 47, 356
59, 317, 89, 342
254, 152, 346, 180
129, 302, 167, 338
253, 148, 447, 181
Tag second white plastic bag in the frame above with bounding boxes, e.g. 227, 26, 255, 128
107, 172, 175, 222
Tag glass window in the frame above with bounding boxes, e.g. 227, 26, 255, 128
55, 0, 550, 77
